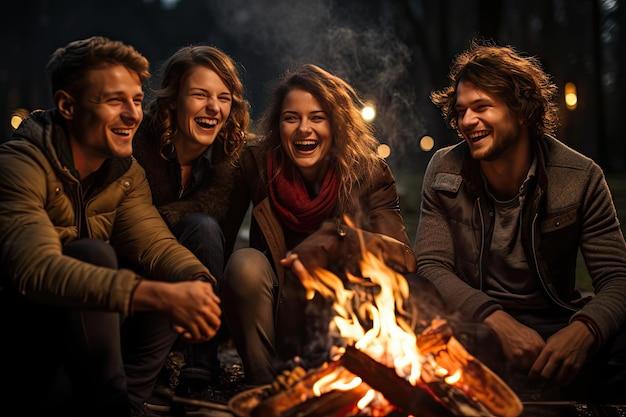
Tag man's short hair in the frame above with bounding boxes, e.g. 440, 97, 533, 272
46, 36, 150, 97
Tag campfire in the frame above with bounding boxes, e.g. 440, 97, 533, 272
235, 222, 523, 417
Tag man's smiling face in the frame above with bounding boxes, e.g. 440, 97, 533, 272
455, 80, 523, 162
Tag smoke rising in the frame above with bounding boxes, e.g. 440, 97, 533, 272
208, 0, 426, 156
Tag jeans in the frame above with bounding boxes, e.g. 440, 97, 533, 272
222, 248, 278, 385
221, 254, 449, 386
445, 307, 626, 403
0, 239, 178, 417
503, 309, 626, 403
172, 213, 224, 376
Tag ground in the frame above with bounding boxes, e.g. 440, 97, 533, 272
147, 340, 248, 416
150, 339, 626, 417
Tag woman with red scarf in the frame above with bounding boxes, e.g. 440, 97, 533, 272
222, 64, 418, 386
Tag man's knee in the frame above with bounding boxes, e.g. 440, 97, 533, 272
179, 213, 223, 237
63, 239, 117, 268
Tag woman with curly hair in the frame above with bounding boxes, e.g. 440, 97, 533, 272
133, 44, 250, 392
221, 63, 417, 386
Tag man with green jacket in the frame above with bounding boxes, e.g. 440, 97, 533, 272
0, 36, 221, 417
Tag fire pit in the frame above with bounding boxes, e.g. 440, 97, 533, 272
228, 231, 524, 417
228, 328, 521, 416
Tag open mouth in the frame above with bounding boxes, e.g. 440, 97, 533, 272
294, 140, 319, 152
468, 130, 490, 142
112, 128, 133, 137
196, 117, 218, 129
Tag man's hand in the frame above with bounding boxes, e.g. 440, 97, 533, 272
484, 310, 545, 371
528, 321, 594, 385
133, 280, 221, 343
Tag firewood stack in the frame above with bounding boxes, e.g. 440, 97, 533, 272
249, 234, 523, 417
249, 319, 523, 417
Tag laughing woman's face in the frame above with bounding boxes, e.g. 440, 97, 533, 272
279, 87, 332, 183
172, 65, 232, 159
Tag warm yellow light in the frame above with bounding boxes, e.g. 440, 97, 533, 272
565, 82, 577, 110
377, 143, 391, 158
10, 108, 30, 130
419, 135, 435, 152
361, 102, 376, 122
10, 115, 23, 130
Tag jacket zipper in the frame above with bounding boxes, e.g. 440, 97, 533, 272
477, 197, 485, 291
530, 211, 577, 312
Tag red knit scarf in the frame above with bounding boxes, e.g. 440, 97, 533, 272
267, 154, 339, 233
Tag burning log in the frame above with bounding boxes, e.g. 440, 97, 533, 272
342, 342, 523, 417
430, 336, 523, 417
251, 360, 364, 417
415, 318, 453, 354
249, 330, 522, 417
414, 319, 523, 416
340, 345, 453, 417
279, 385, 371, 417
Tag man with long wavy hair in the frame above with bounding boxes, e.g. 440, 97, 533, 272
416, 39, 626, 403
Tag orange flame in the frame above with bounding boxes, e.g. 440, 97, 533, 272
304, 249, 427, 406
296, 222, 523, 416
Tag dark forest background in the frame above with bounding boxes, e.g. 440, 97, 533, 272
1, 0, 624, 215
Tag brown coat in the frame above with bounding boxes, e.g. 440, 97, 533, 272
226, 141, 416, 350
0, 109, 210, 315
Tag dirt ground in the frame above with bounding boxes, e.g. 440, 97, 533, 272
147, 340, 248, 416
150, 340, 626, 417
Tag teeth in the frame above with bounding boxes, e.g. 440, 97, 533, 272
294, 140, 317, 146
468, 130, 489, 140
112, 129, 132, 135
196, 118, 217, 126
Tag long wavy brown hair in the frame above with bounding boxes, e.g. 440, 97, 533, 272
145, 45, 250, 161
259, 63, 381, 213
430, 39, 560, 140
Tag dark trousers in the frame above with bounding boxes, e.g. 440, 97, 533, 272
503, 309, 626, 403
172, 213, 225, 375
223, 248, 277, 385
446, 307, 626, 404
0, 239, 177, 416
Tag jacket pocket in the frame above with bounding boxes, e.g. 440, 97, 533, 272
539, 208, 577, 233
